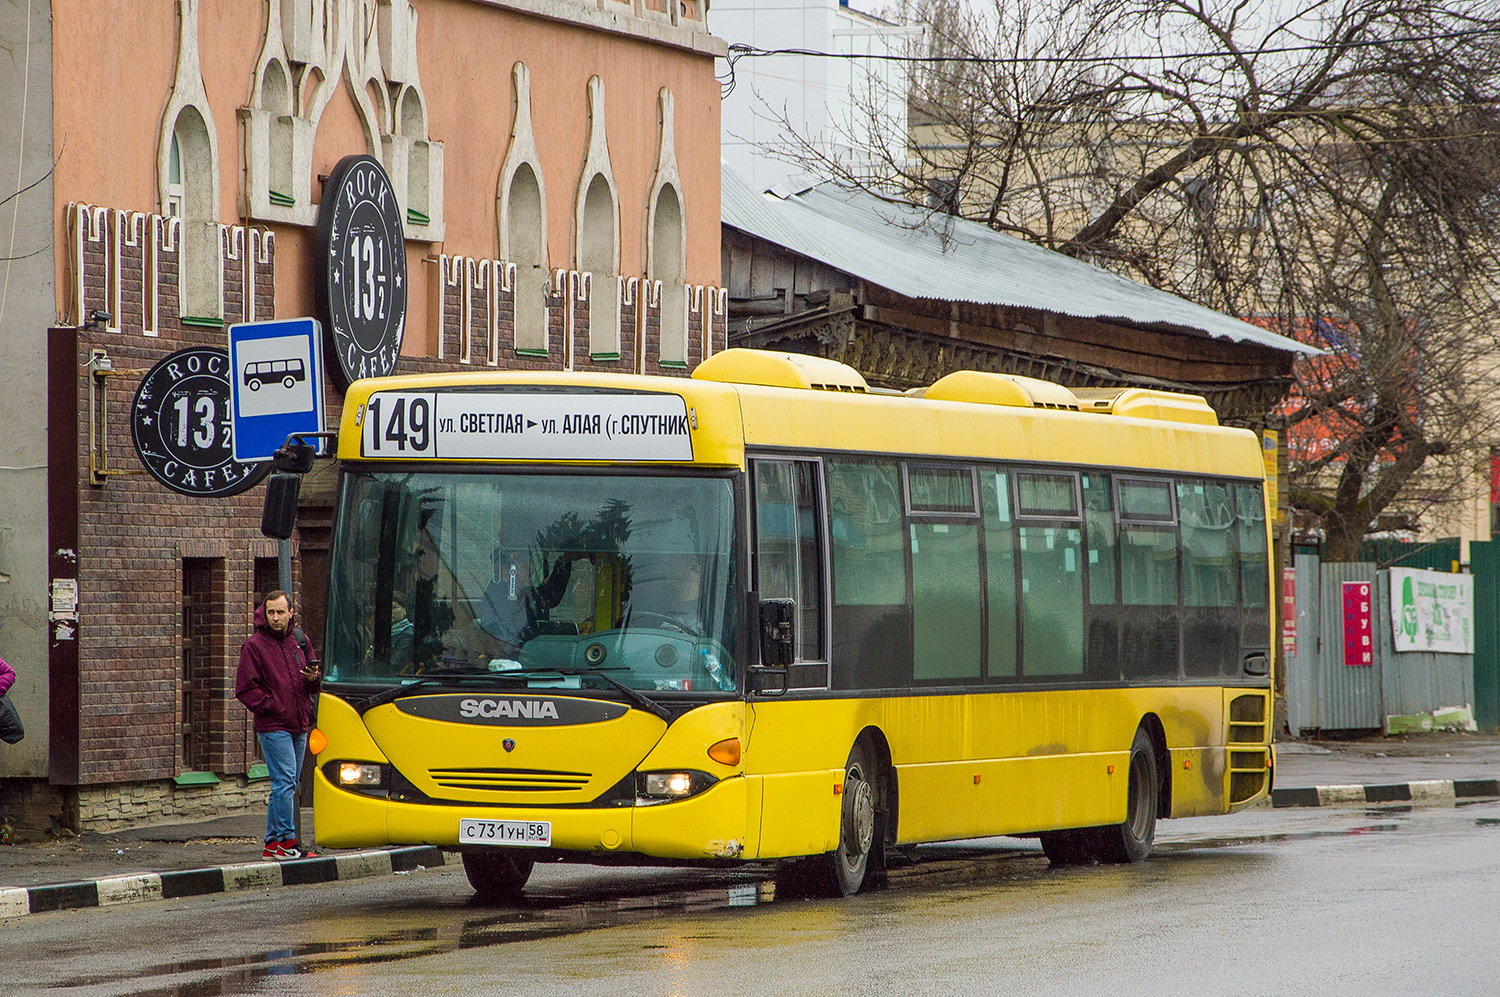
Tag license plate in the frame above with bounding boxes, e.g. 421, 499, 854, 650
458, 818, 552, 847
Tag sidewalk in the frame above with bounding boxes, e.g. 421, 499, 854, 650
0, 807, 446, 919
1270, 730, 1500, 806
4, 732, 1499, 919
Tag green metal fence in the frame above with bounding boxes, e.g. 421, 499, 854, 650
1357, 537, 1462, 571
1471, 540, 1500, 734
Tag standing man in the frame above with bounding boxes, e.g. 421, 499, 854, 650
235, 590, 320, 860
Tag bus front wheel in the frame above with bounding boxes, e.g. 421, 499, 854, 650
461, 848, 535, 898
825, 741, 879, 895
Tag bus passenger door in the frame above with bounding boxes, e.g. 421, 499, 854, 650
747, 458, 841, 859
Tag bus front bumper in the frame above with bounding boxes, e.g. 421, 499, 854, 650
314, 767, 749, 862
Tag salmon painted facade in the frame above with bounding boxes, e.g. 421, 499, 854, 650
0, 0, 725, 832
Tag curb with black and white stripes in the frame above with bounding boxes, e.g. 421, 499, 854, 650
10, 777, 1499, 917
0, 845, 445, 919
1271, 778, 1500, 808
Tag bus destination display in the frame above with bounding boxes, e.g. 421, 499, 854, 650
360, 391, 694, 461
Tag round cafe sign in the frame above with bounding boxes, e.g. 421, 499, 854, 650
315, 154, 407, 390
131, 347, 270, 497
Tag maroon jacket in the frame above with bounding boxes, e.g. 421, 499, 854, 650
234, 604, 320, 734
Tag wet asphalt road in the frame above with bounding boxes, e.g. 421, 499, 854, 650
8, 801, 1500, 997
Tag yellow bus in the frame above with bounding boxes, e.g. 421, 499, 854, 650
309, 348, 1274, 897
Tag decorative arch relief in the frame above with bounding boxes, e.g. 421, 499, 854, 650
156, 0, 225, 323
574, 77, 621, 360
498, 63, 549, 354
240, 0, 444, 240
646, 88, 688, 367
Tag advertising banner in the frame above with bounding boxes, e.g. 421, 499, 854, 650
1390, 567, 1474, 654
1342, 581, 1373, 667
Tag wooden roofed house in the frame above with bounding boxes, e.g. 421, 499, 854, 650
720, 166, 1315, 430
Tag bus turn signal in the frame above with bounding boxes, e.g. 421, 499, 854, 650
707, 737, 741, 766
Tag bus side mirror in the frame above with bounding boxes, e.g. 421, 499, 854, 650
261, 472, 302, 539
759, 598, 795, 667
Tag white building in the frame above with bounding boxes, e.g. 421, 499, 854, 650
714, 0, 920, 191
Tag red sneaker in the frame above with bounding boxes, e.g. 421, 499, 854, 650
262, 841, 280, 860
279, 838, 316, 859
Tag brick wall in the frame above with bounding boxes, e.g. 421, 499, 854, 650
428, 255, 727, 375
58, 204, 728, 830
65, 206, 281, 791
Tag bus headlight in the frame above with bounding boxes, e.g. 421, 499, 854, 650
338, 762, 385, 787
637, 769, 718, 804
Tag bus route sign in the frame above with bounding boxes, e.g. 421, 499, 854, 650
359, 390, 694, 462
228, 317, 328, 463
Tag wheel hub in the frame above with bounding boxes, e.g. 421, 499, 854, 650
844, 774, 875, 855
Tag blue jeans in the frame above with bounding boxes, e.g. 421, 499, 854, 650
257, 730, 308, 844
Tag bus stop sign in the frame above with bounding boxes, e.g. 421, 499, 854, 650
228, 317, 328, 463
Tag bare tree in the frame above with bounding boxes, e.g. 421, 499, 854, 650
740, 0, 1500, 560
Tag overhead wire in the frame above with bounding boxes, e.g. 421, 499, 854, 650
723, 23, 1500, 68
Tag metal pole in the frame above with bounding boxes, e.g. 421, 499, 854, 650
279, 539, 306, 846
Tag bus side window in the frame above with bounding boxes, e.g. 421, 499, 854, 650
1234, 483, 1271, 656
1118, 477, 1181, 681
753, 460, 824, 662
1179, 478, 1238, 678
982, 468, 1017, 678
1082, 472, 1119, 681
827, 459, 910, 690
1015, 471, 1084, 678
907, 464, 982, 683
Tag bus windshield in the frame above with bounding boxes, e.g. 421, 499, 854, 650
324, 470, 739, 694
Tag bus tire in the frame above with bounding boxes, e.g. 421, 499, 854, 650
461, 848, 535, 898
780, 741, 881, 897
283, 375, 296, 389
1039, 829, 1094, 866
1094, 726, 1159, 864
248, 379, 261, 391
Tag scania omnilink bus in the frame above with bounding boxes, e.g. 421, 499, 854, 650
307, 348, 1274, 897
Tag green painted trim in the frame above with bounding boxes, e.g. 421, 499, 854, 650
407, 209, 430, 225
173, 771, 221, 787
659, 360, 689, 369
246, 763, 270, 782
515, 348, 549, 358
589, 352, 621, 362
269, 190, 296, 207
180, 316, 225, 328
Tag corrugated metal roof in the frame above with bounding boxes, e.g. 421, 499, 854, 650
721, 162, 1317, 355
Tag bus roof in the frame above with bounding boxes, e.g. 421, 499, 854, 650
337, 349, 1264, 480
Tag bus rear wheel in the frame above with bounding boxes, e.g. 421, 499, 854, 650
461, 848, 535, 898
1039, 828, 1095, 865
1092, 727, 1160, 863
1041, 727, 1160, 866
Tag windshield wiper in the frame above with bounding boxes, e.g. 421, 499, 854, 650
353, 674, 512, 713
498, 667, 672, 720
